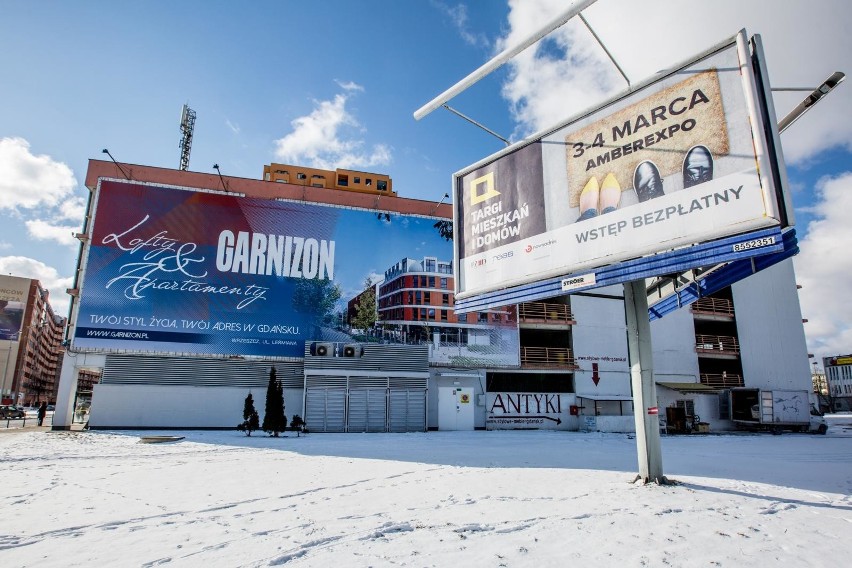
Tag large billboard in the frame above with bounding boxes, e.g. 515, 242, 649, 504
454, 31, 788, 299
72, 179, 519, 364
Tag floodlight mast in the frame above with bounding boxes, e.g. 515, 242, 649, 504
179, 104, 197, 171
413, 0, 599, 121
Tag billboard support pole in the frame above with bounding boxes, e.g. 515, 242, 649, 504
624, 280, 667, 484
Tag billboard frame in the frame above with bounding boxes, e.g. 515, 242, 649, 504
452, 30, 791, 305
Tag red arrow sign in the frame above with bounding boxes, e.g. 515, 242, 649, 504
592, 362, 600, 386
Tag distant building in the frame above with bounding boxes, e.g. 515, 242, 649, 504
822, 354, 852, 412
0, 274, 66, 405
263, 163, 395, 197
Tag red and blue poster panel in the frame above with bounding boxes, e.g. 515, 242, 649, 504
73, 180, 519, 364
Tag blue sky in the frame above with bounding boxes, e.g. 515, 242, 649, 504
1, 0, 851, 359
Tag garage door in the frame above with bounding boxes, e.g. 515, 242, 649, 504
388, 389, 427, 432
348, 389, 388, 432
305, 388, 346, 432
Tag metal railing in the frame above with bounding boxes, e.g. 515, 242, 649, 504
520, 346, 578, 369
691, 297, 734, 317
518, 302, 575, 324
699, 373, 744, 389
695, 334, 740, 355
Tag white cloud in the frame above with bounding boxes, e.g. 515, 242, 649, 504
335, 80, 364, 93
225, 119, 240, 134
431, 1, 489, 48
0, 137, 78, 211
498, 0, 852, 162
793, 172, 852, 358
273, 89, 392, 171
0, 256, 73, 315
25, 219, 80, 247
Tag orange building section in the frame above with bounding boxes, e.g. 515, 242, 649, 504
84, 160, 447, 218
263, 163, 395, 197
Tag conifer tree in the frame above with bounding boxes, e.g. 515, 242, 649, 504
262, 366, 287, 436
237, 392, 260, 436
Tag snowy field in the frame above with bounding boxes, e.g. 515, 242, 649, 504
1, 417, 851, 567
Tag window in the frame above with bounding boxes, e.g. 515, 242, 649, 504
415, 291, 422, 304
478, 313, 488, 323
338, 174, 349, 187
366, 178, 372, 186
442, 293, 449, 306
420, 308, 427, 320
441, 310, 448, 322
377, 180, 387, 191
428, 309, 435, 320
458, 313, 467, 323
424, 291, 431, 304
264, 173, 270, 181
354, 177, 360, 184
440, 278, 447, 289
296, 173, 307, 180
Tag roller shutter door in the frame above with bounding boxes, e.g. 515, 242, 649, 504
305, 388, 346, 432
388, 389, 427, 432
348, 389, 388, 432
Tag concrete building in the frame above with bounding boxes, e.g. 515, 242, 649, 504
1, 274, 66, 405
263, 163, 394, 197
822, 354, 852, 412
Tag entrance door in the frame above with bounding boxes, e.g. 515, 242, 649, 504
438, 387, 474, 430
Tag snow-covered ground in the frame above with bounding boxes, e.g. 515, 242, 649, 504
1, 416, 851, 567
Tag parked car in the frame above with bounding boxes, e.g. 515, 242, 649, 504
0, 405, 26, 419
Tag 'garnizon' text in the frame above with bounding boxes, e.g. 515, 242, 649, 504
215, 230, 335, 279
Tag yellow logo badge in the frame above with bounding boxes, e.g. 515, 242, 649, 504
470, 172, 500, 205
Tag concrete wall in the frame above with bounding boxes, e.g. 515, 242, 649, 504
571, 287, 631, 398
428, 369, 485, 429
732, 259, 811, 391
89, 383, 304, 429
650, 306, 701, 382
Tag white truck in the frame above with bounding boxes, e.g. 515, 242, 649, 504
730, 388, 828, 434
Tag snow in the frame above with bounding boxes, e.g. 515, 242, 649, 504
2, 417, 851, 567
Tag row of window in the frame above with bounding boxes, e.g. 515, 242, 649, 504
378, 291, 452, 310
378, 307, 507, 324
380, 276, 450, 297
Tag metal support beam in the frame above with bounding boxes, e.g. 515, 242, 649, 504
441, 104, 510, 146
578, 13, 631, 88
778, 71, 845, 133
414, 0, 599, 120
624, 280, 666, 484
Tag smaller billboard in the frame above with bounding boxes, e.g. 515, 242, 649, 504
454, 31, 788, 300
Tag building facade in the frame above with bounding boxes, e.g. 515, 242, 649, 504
822, 354, 852, 412
263, 162, 395, 197
0, 274, 66, 406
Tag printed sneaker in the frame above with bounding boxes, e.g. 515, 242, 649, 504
633, 161, 664, 202
683, 145, 713, 188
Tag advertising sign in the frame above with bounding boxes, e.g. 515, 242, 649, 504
454, 31, 787, 299
485, 391, 570, 430
0, 275, 28, 341
73, 179, 519, 363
